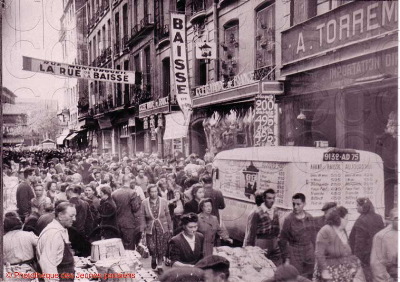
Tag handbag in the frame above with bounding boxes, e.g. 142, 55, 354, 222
136, 237, 149, 259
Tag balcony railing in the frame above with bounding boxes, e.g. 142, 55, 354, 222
122, 35, 129, 50
128, 14, 154, 45
253, 65, 276, 81
129, 84, 152, 107
155, 24, 169, 43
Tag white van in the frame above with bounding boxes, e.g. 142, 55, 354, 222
212, 146, 385, 242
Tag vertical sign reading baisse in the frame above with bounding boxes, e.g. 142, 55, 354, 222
170, 13, 192, 124
254, 94, 278, 146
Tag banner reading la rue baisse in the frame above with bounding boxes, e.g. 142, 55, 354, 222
170, 13, 192, 123
22, 56, 140, 84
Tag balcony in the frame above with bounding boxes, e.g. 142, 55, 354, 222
190, 0, 207, 24
155, 24, 169, 45
127, 14, 154, 46
129, 84, 152, 107
253, 65, 276, 81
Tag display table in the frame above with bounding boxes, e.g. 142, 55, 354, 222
213, 246, 276, 282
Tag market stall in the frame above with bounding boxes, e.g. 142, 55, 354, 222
213, 246, 276, 282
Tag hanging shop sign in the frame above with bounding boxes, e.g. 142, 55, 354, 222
254, 94, 278, 147
170, 13, 192, 123
22, 56, 140, 84
195, 41, 217, 60
195, 71, 257, 96
139, 96, 173, 118
282, 1, 398, 65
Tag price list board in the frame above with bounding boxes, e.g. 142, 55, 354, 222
215, 160, 288, 204
307, 162, 381, 209
253, 95, 278, 147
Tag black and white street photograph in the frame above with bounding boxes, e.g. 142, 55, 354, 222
1, 0, 398, 281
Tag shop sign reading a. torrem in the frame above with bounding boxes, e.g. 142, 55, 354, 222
195, 71, 257, 96
282, 1, 398, 65
22, 56, 140, 84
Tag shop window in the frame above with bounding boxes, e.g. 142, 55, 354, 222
221, 20, 239, 82
162, 58, 171, 98
255, 4, 275, 76
281, 95, 336, 147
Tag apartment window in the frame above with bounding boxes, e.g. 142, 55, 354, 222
134, 54, 141, 73
102, 25, 106, 49
97, 30, 101, 55
115, 12, 120, 52
133, 0, 138, 26
162, 58, 170, 98
255, 4, 275, 70
290, 0, 316, 26
107, 20, 111, 48
88, 2, 91, 21
221, 20, 239, 81
144, 0, 148, 17
177, 0, 185, 13
116, 65, 122, 106
124, 60, 129, 104
123, 4, 128, 38
93, 35, 97, 62
144, 47, 151, 86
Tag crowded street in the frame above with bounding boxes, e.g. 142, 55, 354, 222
1, 0, 398, 281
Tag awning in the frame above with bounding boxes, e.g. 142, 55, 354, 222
163, 112, 188, 140
66, 132, 79, 141
98, 117, 112, 129
56, 129, 70, 145
3, 136, 24, 144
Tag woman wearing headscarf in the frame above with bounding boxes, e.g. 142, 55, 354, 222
349, 198, 384, 282
313, 207, 365, 282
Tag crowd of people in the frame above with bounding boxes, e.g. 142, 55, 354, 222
2, 148, 398, 282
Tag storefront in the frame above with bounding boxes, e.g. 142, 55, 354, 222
138, 96, 178, 158
191, 70, 283, 158
280, 1, 398, 214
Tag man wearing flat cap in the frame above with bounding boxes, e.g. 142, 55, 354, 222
195, 255, 230, 282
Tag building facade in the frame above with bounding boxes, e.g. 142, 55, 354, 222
59, 0, 89, 148
279, 0, 398, 213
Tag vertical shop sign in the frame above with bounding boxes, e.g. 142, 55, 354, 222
254, 94, 278, 146
170, 13, 192, 123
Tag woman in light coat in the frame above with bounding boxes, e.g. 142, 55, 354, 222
197, 198, 232, 257
140, 184, 173, 272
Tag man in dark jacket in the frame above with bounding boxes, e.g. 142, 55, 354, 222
349, 198, 384, 282
66, 185, 91, 256
16, 168, 36, 222
111, 177, 142, 250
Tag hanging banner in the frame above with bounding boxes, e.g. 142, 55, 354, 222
254, 94, 278, 146
22, 56, 141, 84
170, 13, 192, 124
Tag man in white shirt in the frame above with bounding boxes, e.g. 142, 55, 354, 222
37, 202, 77, 282
370, 208, 398, 282
184, 154, 202, 179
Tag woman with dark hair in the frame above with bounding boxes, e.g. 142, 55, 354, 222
197, 198, 232, 257
349, 198, 384, 282
168, 212, 204, 267
183, 184, 204, 214
140, 184, 173, 272
97, 185, 117, 227
46, 181, 58, 204
4, 212, 38, 266
313, 207, 365, 282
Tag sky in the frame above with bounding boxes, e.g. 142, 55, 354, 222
2, 0, 66, 107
